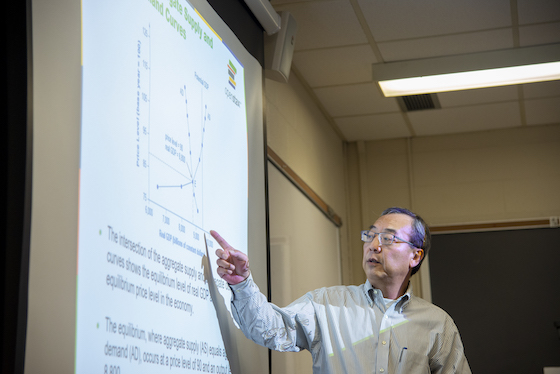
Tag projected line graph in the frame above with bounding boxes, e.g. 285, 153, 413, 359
147, 84, 209, 229
139, 22, 211, 232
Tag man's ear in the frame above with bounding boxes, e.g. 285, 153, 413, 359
410, 248, 424, 268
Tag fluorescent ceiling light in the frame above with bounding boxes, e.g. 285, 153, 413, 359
379, 61, 560, 97
373, 43, 560, 97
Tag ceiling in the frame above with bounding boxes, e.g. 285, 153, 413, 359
269, 0, 560, 142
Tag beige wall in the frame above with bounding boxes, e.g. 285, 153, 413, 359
265, 76, 347, 217
354, 124, 560, 227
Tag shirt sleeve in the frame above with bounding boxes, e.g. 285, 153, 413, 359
229, 275, 318, 353
429, 315, 472, 374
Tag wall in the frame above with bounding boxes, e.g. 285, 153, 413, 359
265, 73, 350, 279
357, 124, 560, 225
413, 124, 560, 223
265, 76, 347, 218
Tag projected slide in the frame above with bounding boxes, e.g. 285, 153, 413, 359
77, 1, 248, 373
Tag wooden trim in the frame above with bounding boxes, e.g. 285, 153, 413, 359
431, 218, 551, 234
267, 146, 343, 227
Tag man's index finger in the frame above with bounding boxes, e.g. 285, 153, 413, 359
210, 230, 231, 250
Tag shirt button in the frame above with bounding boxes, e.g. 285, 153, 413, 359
379, 368, 385, 373
382, 341, 386, 345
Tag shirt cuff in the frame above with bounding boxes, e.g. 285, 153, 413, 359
229, 273, 259, 299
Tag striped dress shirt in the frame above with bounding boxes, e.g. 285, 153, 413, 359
230, 276, 471, 374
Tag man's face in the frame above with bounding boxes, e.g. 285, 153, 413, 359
362, 213, 423, 289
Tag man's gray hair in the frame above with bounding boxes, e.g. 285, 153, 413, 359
381, 207, 431, 275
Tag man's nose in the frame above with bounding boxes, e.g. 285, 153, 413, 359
367, 236, 382, 253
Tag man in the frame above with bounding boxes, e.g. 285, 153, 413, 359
211, 207, 471, 373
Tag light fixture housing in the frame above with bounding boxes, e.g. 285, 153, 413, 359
373, 43, 560, 97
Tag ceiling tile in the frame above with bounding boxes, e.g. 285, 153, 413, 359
267, 0, 559, 141
313, 83, 399, 117
438, 86, 519, 108
378, 29, 513, 61
273, 0, 367, 51
292, 45, 379, 87
525, 97, 560, 125
522, 80, 560, 99
409, 102, 521, 136
519, 22, 560, 46
335, 113, 410, 141
356, 0, 511, 42
517, 0, 560, 24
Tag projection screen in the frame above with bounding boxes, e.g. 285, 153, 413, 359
27, 0, 268, 373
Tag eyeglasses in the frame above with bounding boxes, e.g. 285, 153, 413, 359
361, 230, 416, 247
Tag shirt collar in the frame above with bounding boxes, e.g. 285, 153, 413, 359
364, 280, 412, 312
